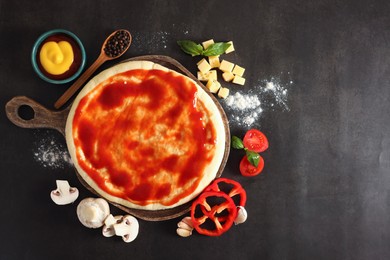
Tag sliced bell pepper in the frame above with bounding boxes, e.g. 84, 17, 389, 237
190, 191, 237, 236
205, 178, 247, 207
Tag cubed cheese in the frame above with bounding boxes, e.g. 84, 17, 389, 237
206, 80, 221, 93
208, 56, 220, 68
218, 87, 230, 99
225, 41, 235, 54
197, 71, 208, 81
197, 70, 217, 82
222, 71, 235, 82
202, 39, 214, 49
232, 65, 245, 76
219, 60, 235, 72
232, 75, 246, 85
207, 70, 218, 81
197, 58, 211, 73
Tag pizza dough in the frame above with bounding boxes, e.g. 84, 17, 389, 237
65, 60, 226, 210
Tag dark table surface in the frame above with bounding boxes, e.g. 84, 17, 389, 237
1, 0, 390, 259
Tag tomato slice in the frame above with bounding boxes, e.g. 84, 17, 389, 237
239, 155, 264, 177
243, 129, 269, 153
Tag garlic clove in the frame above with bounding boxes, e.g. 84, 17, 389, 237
178, 221, 193, 231
176, 227, 192, 237
180, 216, 194, 229
234, 206, 248, 225
176, 216, 194, 237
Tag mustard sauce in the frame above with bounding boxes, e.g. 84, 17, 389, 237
39, 41, 74, 75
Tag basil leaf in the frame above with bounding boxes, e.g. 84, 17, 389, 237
232, 136, 244, 149
177, 40, 203, 56
202, 42, 231, 56
246, 150, 260, 167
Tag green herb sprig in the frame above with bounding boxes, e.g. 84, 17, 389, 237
232, 136, 260, 167
177, 40, 231, 57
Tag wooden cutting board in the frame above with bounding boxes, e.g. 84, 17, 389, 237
5, 55, 231, 221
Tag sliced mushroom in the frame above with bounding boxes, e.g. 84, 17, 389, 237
113, 215, 139, 243
76, 198, 110, 228
102, 214, 123, 237
50, 180, 79, 205
176, 216, 194, 237
234, 206, 248, 225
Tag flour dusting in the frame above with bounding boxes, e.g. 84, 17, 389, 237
33, 132, 72, 169
225, 92, 263, 127
132, 31, 171, 52
260, 76, 291, 111
223, 74, 292, 127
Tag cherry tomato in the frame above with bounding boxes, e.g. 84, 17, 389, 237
239, 155, 264, 177
243, 129, 269, 153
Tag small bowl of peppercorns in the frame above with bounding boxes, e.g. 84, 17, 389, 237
31, 29, 86, 84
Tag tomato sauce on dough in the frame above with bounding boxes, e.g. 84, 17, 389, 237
72, 69, 217, 207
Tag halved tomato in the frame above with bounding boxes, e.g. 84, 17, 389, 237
239, 155, 264, 177
243, 129, 269, 153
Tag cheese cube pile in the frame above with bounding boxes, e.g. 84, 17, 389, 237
202, 39, 215, 49
208, 56, 220, 68
195, 39, 246, 99
222, 72, 234, 82
219, 60, 235, 73
197, 58, 211, 73
218, 87, 230, 99
225, 41, 235, 54
232, 65, 245, 76
206, 79, 221, 93
233, 75, 245, 85
197, 70, 217, 82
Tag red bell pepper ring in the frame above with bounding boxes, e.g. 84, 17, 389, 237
205, 178, 247, 207
191, 191, 237, 236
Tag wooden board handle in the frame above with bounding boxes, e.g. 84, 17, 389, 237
5, 96, 69, 136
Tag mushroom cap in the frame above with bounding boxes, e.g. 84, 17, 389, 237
77, 198, 110, 228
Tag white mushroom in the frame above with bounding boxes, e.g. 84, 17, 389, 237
50, 180, 79, 205
113, 215, 139, 243
76, 198, 110, 228
176, 216, 194, 237
234, 206, 248, 225
102, 214, 123, 237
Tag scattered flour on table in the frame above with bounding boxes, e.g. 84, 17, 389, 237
223, 75, 292, 127
33, 132, 73, 169
131, 27, 190, 53
225, 92, 263, 127
132, 31, 171, 52
260, 77, 291, 111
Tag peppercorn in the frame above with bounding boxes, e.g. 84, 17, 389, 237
104, 30, 130, 58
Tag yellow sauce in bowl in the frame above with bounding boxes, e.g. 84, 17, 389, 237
39, 41, 74, 75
